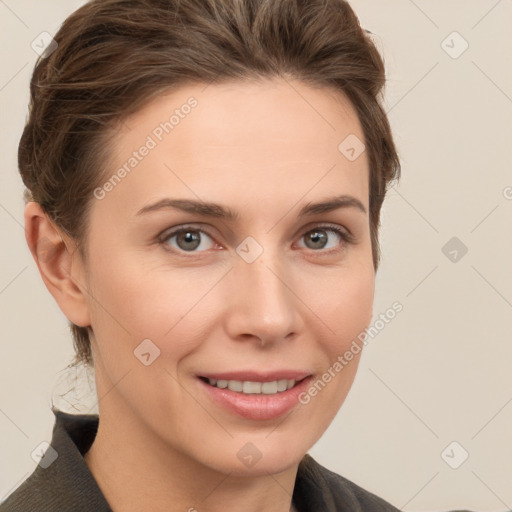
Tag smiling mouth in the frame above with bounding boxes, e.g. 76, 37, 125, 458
199, 376, 308, 395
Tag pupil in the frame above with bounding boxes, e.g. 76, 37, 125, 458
307, 230, 327, 249
178, 231, 200, 251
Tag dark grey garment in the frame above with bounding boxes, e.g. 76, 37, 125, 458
1, 410, 112, 511
0, 408, 412, 511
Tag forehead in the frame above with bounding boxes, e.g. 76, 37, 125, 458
96, 78, 369, 218
119, 77, 364, 152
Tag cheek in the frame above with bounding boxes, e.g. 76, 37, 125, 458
291, 261, 374, 440
83, 245, 163, 356
304, 258, 375, 354
337, 267, 374, 341
85, 247, 225, 361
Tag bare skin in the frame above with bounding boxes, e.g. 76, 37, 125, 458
25, 77, 374, 512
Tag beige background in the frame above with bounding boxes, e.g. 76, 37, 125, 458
1, 1, 511, 510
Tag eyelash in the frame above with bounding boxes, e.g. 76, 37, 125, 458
157, 223, 356, 256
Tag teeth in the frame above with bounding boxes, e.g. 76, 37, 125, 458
261, 381, 277, 394
277, 379, 288, 392
228, 380, 243, 392
207, 378, 297, 394
243, 381, 261, 394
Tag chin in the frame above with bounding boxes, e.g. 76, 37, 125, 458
196, 433, 315, 477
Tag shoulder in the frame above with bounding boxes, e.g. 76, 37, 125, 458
0, 409, 111, 512
294, 454, 401, 511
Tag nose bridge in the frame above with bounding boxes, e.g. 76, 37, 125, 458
227, 244, 299, 342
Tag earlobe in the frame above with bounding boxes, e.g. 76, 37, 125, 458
24, 201, 91, 328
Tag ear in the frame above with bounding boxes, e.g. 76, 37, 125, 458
24, 201, 91, 328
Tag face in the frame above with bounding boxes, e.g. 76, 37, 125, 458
80, 77, 374, 475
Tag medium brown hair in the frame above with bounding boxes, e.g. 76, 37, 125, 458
19, 0, 401, 368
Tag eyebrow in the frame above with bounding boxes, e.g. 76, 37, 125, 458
135, 194, 367, 220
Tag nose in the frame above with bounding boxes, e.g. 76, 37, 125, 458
224, 250, 302, 346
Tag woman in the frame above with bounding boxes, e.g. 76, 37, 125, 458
1, 0, 402, 510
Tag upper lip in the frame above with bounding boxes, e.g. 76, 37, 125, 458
199, 370, 312, 382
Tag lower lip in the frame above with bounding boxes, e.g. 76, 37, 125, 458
198, 376, 313, 421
